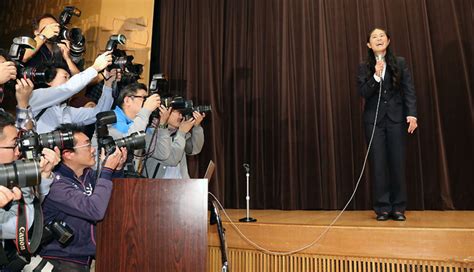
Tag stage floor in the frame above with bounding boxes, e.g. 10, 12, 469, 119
218, 209, 474, 229
208, 209, 474, 270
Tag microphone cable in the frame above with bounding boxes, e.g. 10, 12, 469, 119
208, 71, 384, 256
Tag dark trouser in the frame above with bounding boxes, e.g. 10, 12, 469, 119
365, 116, 407, 215
47, 259, 89, 272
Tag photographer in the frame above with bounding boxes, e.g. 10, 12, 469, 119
144, 107, 205, 179
37, 123, 126, 271
1, 48, 36, 130
27, 51, 114, 133
0, 111, 60, 239
23, 13, 80, 75
94, 83, 171, 173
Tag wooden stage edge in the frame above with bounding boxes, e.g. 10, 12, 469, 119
208, 210, 474, 269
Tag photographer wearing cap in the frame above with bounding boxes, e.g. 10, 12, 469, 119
37, 123, 126, 271
143, 106, 205, 179
28, 51, 114, 134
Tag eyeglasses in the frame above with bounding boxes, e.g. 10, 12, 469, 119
129, 95, 147, 100
73, 142, 92, 150
0, 142, 18, 150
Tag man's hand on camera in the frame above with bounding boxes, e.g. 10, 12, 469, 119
15, 78, 34, 109
0, 61, 17, 84
40, 23, 60, 39
158, 105, 172, 125
0, 186, 22, 208
92, 51, 113, 72
115, 147, 128, 171
192, 111, 205, 127
179, 118, 196, 134
58, 40, 72, 60
104, 68, 121, 87
39, 147, 61, 179
103, 147, 125, 170
143, 94, 161, 112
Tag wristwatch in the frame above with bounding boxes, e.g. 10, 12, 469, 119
158, 123, 168, 129
37, 33, 47, 41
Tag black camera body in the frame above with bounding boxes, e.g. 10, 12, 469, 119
149, 73, 169, 95
102, 131, 146, 155
0, 160, 41, 189
42, 219, 74, 247
95, 111, 145, 155
18, 130, 74, 160
55, 6, 85, 63
104, 34, 143, 84
8, 36, 55, 85
96, 111, 145, 153
163, 96, 212, 118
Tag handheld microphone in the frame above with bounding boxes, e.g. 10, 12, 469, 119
375, 54, 385, 78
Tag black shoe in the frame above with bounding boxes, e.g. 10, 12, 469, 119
376, 212, 390, 221
391, 212, 406, 221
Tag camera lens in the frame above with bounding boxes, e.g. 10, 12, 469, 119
68, 28, 85, 58
194, 105, 212, 114
115, 132, 146, 151
0, 160, 41, 189
39, 131, 74, 150
20, 66, 55, 85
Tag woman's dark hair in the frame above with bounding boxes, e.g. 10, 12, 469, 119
365, 28, 401, 90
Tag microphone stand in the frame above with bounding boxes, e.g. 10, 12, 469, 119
209, 199, 229, 272
239, 164, 257, 222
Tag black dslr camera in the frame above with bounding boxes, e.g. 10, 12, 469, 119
162, 96, 212, 118
0, 160, 41, 189
8, 36, 55, 85
105, 34, 143, 84
100, 132, 146, 155
18, 130, 74, 160
149, 73, 169, 94
54, 6, 86, 63
42, 219, 74, 247
96, 111, 146, 155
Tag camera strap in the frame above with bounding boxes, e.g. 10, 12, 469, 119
15, 196, 44, 258
34, 108, 48, 122
0, 247, 9, 266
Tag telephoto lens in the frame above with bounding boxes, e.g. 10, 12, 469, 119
115, 131, 146, 151
19, 130, 74, 160
0, 160, 41, 189
18, 66, 55, 85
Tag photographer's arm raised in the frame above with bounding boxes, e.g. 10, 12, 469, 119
22, 22, 60, 63
28, 52, 112, 113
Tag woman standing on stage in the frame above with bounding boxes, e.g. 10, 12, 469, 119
357, 28, 418, 221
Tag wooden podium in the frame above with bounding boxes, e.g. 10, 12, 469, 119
96, 178, 208, 272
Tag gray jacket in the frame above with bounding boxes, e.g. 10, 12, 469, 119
143, 125, 204, 179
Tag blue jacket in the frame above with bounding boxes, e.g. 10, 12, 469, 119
40, 163, 123, 265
